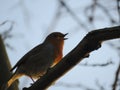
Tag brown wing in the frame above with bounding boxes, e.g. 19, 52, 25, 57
10, 43, 44, 72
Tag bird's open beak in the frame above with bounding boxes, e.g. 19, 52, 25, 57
63, 33, 68, 40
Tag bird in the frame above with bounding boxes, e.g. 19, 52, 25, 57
3, 32, 68, 89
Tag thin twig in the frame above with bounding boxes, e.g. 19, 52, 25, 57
96, 80, 105, 90
97, 2, 116, 24
0, 20, 15, 50
112, 61, 120, 90
55, 82, 96, 90
59, 0, 89, 31
117, 0, 120, 24
79, 60, 114, 67
84, 0, 97, 23
2, 23, 14, 40
0, 20, 14, 27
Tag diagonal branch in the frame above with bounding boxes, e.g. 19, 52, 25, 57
23, 26, 120, 90
59, 0, 89, 31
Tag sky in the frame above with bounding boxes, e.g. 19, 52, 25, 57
0, 0, 119, 90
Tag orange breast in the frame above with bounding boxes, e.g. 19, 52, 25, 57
53, 53, 62, 66
50, 45, 63, 67
50, 39, 64, 67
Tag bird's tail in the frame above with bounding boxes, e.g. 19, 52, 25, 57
8, 73, 21, 88
1, 73, 22, 90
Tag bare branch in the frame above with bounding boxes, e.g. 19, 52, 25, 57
84, 0, 117, 25
0, 20, 14, 40
5, 43, 14, 50
55, 82, 96, 90
112, 62, 120, 90
59, 0, 89, 31
2, 23, 14, 40
79, 60, 114, 67
96, 2, 116, 24
0, 20, 13, 26
0, 21, 15, 50
96, 80, 105, 90
84, 0, 97, 23
117, 0, 120, 24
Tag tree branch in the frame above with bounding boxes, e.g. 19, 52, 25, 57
55, 81, 96, 90
23, 26, 120, 90
112, 62, 120, 90
59, 0, 89, 31
79, 60, 114, 67
0, 35, 19, 90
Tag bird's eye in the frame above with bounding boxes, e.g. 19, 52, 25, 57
53, 34, 58, 38
53, 34, 61, 39
55, 35, 57, 37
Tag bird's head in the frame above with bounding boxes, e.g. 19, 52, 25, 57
44, 32, 68, 67
44, 32, 68, 46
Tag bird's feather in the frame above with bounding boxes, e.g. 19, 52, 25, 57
10, 43, 45, 72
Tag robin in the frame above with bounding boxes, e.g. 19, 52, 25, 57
4, 32, 68, 89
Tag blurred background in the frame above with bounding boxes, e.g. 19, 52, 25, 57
0, 0, 120, 90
